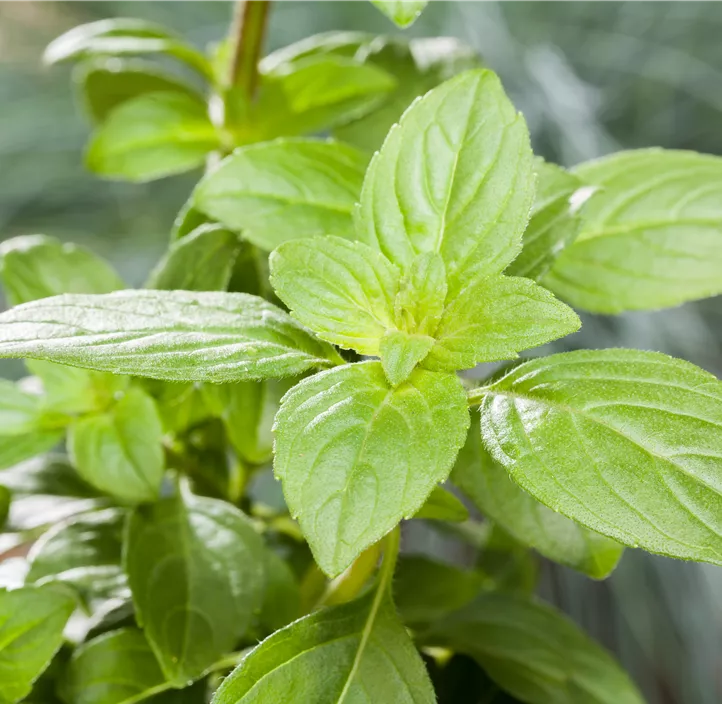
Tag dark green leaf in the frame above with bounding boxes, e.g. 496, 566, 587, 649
426, 594, 644, 704
0, 290, 341, 383
477, 525, 539, 595
146, 224, 241, 291
259, 548, 301, 634
544, 149, 722, 312
0, 234, 123, 307
124, 490, 265, 684
413, 485, 469, 522
452, 414, 624, 579
193, 139, 367, 250
0, 486, 9, 529
69, 388, 164, 503
274, 361, 469, 576
0, 584, 76, 704
356, 70, 535, 295
87, 92, 218, 182
371, 0, 428, 27
475, 349, 722, 566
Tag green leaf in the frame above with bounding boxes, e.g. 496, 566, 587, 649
394, 252, 447, 337
44, 18, 212, 80
0, 430, 62, 473
0, 486, 9, 529
335, 37, 481, 153
544, 149, 722, 313
202, 379, 291, 465
69, 388, 164, 503
0, 235, 123, 307
146, 224, 241, 291
356, 69, 535, 295
379, 330, 434, 386
413, 485, 468, 522
76, 57, 204, 123
193, 139, 367, 251
371, 0, 428, 27
0, 454, 99, 499
64, 628, 167, 704
0, 584, 76, 704
426, 594, 644, 704
270, 236, 399, 355
144, 380, 212, 435
477, 524, 539, 596
213, 544, 435, 703
423, 275, 580, 372
86, 92, 218, 182
274, 361, 469, 576
0, 290, 340, 383
474, 349, 722, 566
506, 159, 593, 281
259, 549, 301, 634
26, 509, 126, 600
394, 556, 483, 624
124, 490, 265, 684
452, 413, 623, 579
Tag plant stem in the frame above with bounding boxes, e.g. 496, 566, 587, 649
227, 0, 270, 96
467, 386, 488, 407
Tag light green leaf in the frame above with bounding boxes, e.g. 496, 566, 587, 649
474, 349, 722, 566
0, 584, 76, 704
394, 252, 447, 337
125, 490, 266, 684
64, 628, 167, 704
146, 224, 240, 291
394, 556, 483, 624
170, 196, 211, 241
274, 361, 469, 576
202, 379, 292, 466
506, 159, 593, 281
270, 235, 399, 355
452, 413, 623, 579
544, 149, 722, 313
335, 36, 481, 153
356, 69, 534, 294
26, 509, 126, 600
412, 485, 468, 522
259, 32, 375, 71
426, 594, 644, 704
0, 290, 340, 383
0, 431, 62, 473
213, 543, 435, 703
423, 274, 580, 372
76, 57, 203, 123
143, 380, 212, 435
44, 18, 212, 80
0, 235, 123, 307
87, 92, 218, 182
379, 330, 434, 386
193, 139, 367, 251
69, 388, 164, 503
371, 0, 428, 28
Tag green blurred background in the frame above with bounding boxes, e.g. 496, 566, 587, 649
0, 2, 720, 701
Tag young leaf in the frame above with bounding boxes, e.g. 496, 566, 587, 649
335, 36, 481, 153
86, 92, 218, 182
213, 536, 435, 703
69, 388, 164, 503
379, 329, 434, 386
44, 18, 212, 80
412, 485, 469, 522
0, 584, 76, 704
356, 69, 534, 293
0, 235, 123, 307
474, 349, 722, 566
426, 593, 644, 704
394, 252, 447, 337
202, 379, 292, 466
193, 139, 367, 250
270, 236, 400, 355
423, 275, 580, 372
64, 628, 167, 704
506, 159, 593, 281
124, 490, 265, 684
274, 361, 469, 576
0, 290, 340, 383
26, 508, 126, 599
371, 0, 428, 28
544, 149, 722, 312
76, 57, 204, 123
146, 224, 241, 291
452, 414, 624, 579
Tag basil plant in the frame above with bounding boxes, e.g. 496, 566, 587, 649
0, 3, 720, 703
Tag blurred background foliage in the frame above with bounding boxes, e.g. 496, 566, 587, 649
0, 2, 720, 702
